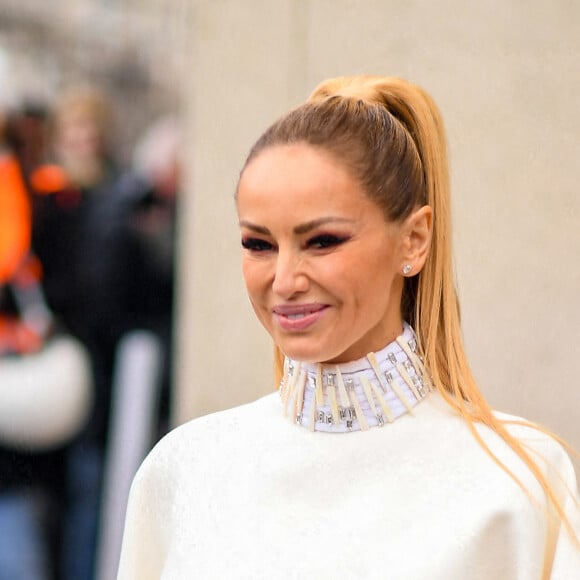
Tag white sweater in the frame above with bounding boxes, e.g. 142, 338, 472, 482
117, 389, 579, 579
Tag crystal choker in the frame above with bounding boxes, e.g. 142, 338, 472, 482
279, 323, 433, 433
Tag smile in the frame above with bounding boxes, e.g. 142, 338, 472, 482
272, 304, 329, 332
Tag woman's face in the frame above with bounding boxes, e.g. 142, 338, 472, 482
237, 143, 407, 364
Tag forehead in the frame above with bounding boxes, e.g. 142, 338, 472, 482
237, 144, 393, 236
238, 144, 366, 209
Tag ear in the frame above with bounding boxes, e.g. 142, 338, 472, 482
399, 205, 433, 276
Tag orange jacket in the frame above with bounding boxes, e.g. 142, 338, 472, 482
0, 155, 52, 354
0, 154, 31, 284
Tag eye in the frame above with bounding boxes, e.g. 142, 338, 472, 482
307, 234, 349, 249
241, 237, 275, 252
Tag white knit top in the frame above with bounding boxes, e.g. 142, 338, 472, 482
117, 329, 580, 579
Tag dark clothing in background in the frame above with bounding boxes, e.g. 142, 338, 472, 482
79, 172, 175, 434
30, 167, 119, 445
32, 169, 174, 445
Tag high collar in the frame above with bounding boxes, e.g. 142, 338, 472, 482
279, 322, 433, 433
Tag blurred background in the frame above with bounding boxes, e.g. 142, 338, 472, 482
0, 1, 185, 579
0, 1, 578, 579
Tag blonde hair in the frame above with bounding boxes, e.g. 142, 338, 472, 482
53, 85, 113, 136
242, 76, 577, 553
51, 85, 114, 188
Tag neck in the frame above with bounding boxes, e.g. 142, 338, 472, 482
280, 322, 432, 432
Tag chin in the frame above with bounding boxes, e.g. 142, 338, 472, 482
276, 338, 340, 364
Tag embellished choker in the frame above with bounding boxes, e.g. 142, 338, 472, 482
279, 323, 433, 433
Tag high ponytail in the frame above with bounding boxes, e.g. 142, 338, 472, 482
242, 76, 577, 552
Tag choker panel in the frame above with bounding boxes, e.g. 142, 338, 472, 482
279, 323, 433, 433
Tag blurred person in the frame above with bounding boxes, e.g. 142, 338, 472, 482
0, 97, 51, 580
86, 115, 179, 334
82, 115, 180, 442
89, 116, 180, 578
0, 101, 92, 580
128, 115, 179, 427
36, 92, 179, 580
32, 85, 120, 336
123, 114, 178, 343
131, 114, 179, 290
28, 85, 122, 580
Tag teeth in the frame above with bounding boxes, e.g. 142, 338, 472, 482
287, 313, 308, 320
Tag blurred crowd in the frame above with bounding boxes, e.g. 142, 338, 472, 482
0, 85, 179, 579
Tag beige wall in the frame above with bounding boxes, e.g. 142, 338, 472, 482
175, 1, 580, 454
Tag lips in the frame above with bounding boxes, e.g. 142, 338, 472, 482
272, 303, 328, 332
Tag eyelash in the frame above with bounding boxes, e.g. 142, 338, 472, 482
241, 238, 274, 252
241, 234, 349, 252
307, 234, 348, 249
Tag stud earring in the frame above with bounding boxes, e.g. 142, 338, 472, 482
402, 264, 413, 275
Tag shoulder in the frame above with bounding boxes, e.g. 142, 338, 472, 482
133, 392, 280, 485
160, 391, 279, 446
421, 397, 577, 494
489, 410, 578, 487
492, 410, 574, 465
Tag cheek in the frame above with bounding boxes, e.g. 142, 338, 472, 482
335, 245, 396, 285
352, 251, 399, 302
241, 259, 269, 299
241, 261, 256, 295
241, 262, 274, 331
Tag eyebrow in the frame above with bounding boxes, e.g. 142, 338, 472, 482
239, 217, 355, 235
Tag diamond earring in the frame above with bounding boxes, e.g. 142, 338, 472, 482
402, 264, 413, 275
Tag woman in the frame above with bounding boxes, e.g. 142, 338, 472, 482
117, 76, 579, 579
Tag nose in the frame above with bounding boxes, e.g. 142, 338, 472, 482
272, 249, 309, 299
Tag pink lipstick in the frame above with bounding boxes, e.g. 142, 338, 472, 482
272, 303, 328, 332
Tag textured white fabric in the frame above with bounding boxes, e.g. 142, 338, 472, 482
118, 389, 580, 579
